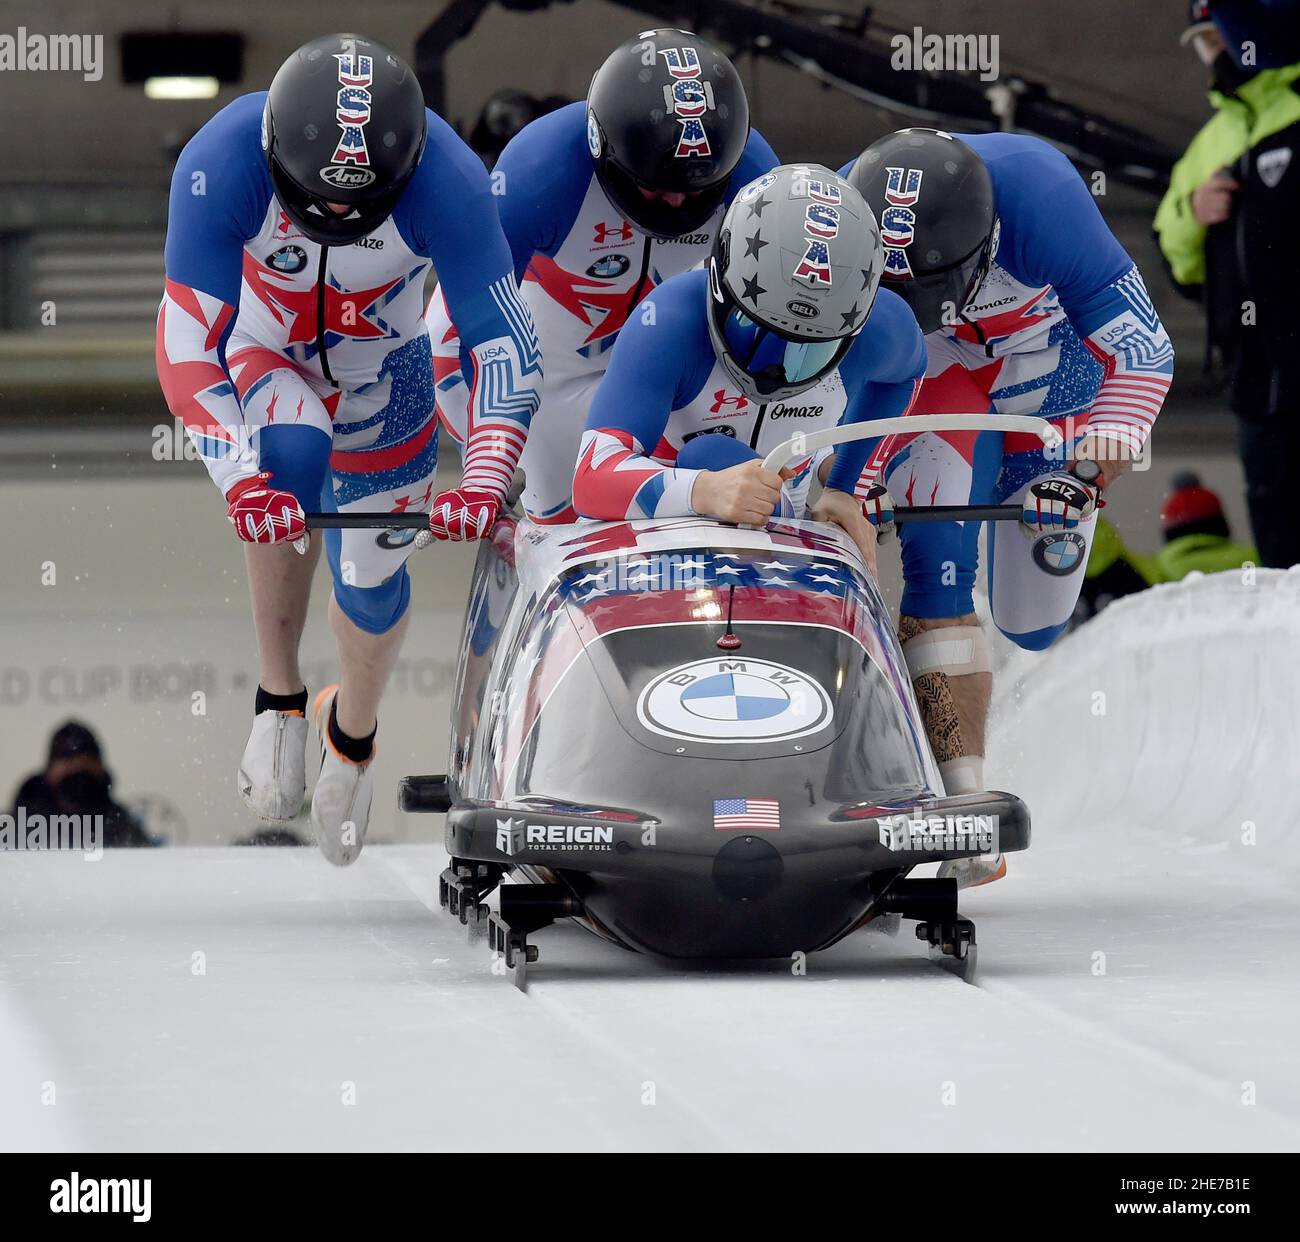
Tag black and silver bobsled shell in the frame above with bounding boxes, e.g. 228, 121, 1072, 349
446, 517, 1027, 959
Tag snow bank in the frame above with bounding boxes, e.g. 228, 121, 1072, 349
986, 568, 1300, 846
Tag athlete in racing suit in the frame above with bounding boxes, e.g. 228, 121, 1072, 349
157, 35, 540, 864
573, 165, 925, 571
847, 129, 1174, 883
425, 30, 778, 524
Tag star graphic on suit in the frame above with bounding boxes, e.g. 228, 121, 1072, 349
741, 274, 766, 304
246, 265, 401, 345
744, 231, 768, 259
746, 194, 771, 220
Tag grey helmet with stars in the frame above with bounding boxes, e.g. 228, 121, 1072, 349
707, 163, 884, 403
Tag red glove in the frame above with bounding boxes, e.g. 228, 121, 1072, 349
426, 487, 501, 541
225, 473, 307, 545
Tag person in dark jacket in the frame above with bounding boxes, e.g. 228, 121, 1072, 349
1155, 2, 1300, 567
1075, 471, 1256, 624
10, 721, 154, 848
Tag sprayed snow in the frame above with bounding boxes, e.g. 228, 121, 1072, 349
988, 568, 1300, 842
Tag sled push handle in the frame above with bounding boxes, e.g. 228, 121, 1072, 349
760, 412, 1064, 474
303, 416, 1063, 531
304, 512, 430, 529
760, 412, 1064, 528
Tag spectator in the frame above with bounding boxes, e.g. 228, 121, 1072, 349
1076, 471, 1256, 624
1155, 2, 1300, 568
1211, 0, 1300, 69
10, 721, 154, 848
1156, 470, 1258, 577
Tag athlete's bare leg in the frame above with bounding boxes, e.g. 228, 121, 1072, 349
897, 612, 991, 792
327, 592, 410, 739
245, 539, 321, 696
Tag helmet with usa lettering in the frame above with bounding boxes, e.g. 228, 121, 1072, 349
586, 30, 750, 240
707, 164, 884, 403
263, 33, 427, 246
846, 128, 997, 334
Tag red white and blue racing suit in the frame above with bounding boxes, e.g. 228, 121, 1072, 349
572, 270, 926, 521
425, 101, 779, 524
847, 132, 1174, 648
158, 92, 541, 633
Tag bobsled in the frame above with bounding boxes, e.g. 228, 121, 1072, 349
399, 415, 1060, 987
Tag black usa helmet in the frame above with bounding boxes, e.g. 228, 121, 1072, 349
586, 29, 750, 240
846, 129, 998, 334
263, 33, 427, 246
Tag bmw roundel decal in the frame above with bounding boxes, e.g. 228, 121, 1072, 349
266, 244, 307, 274
586, 254, 631, 280
637, 657, 832, 744
376, 528, 418, 550
1032, 531, 1087, 576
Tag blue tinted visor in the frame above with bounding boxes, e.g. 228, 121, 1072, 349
721, 308, 845, 389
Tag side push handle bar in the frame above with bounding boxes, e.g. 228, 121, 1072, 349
760, 412, 1064, 474
306, 414, 1062, 531
305, 512, 429, 529
304, 504, 1025, 529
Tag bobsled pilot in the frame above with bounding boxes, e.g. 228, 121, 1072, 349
157, 34, 541, 865
571, 163, 927, 574
425, 29, 779, 524
846, 129, 1173, 884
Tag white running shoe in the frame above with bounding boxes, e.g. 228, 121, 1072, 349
937, 855, 1007, 889
309, 686, 375, 867
237, 707, 308, 822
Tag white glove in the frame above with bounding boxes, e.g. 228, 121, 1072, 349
1020, 471, 1099, 533
859, 482, 896, 542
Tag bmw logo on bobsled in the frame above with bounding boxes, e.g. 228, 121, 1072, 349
404, 510, 1030, 990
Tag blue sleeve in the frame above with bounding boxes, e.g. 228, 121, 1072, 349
826, 288, 926, 492
396, 110, 526, 350
723, 127, 781, 203
584, 271, 711, 442
163, 93, 271, 306
492, 102, 593, 281
965, 132, 1135, 340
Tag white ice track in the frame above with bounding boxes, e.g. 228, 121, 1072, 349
4, 572, 1300, 1152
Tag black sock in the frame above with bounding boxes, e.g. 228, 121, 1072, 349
255, 685, 308, 716
328, 697, 376, 763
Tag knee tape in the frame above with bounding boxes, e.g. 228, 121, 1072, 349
900, 624, 991, 681
899, 622, 990, 769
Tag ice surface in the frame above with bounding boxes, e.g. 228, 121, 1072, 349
3, 572, 1299, 1151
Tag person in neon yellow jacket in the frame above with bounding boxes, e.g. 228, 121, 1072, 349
1154, 11, 1300, 289
1155, 472, 1258, 579
1077, 473, 1256, 621
1154, 5, 1300, 569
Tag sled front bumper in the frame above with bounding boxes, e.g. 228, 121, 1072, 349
444, 790, 1029, 875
